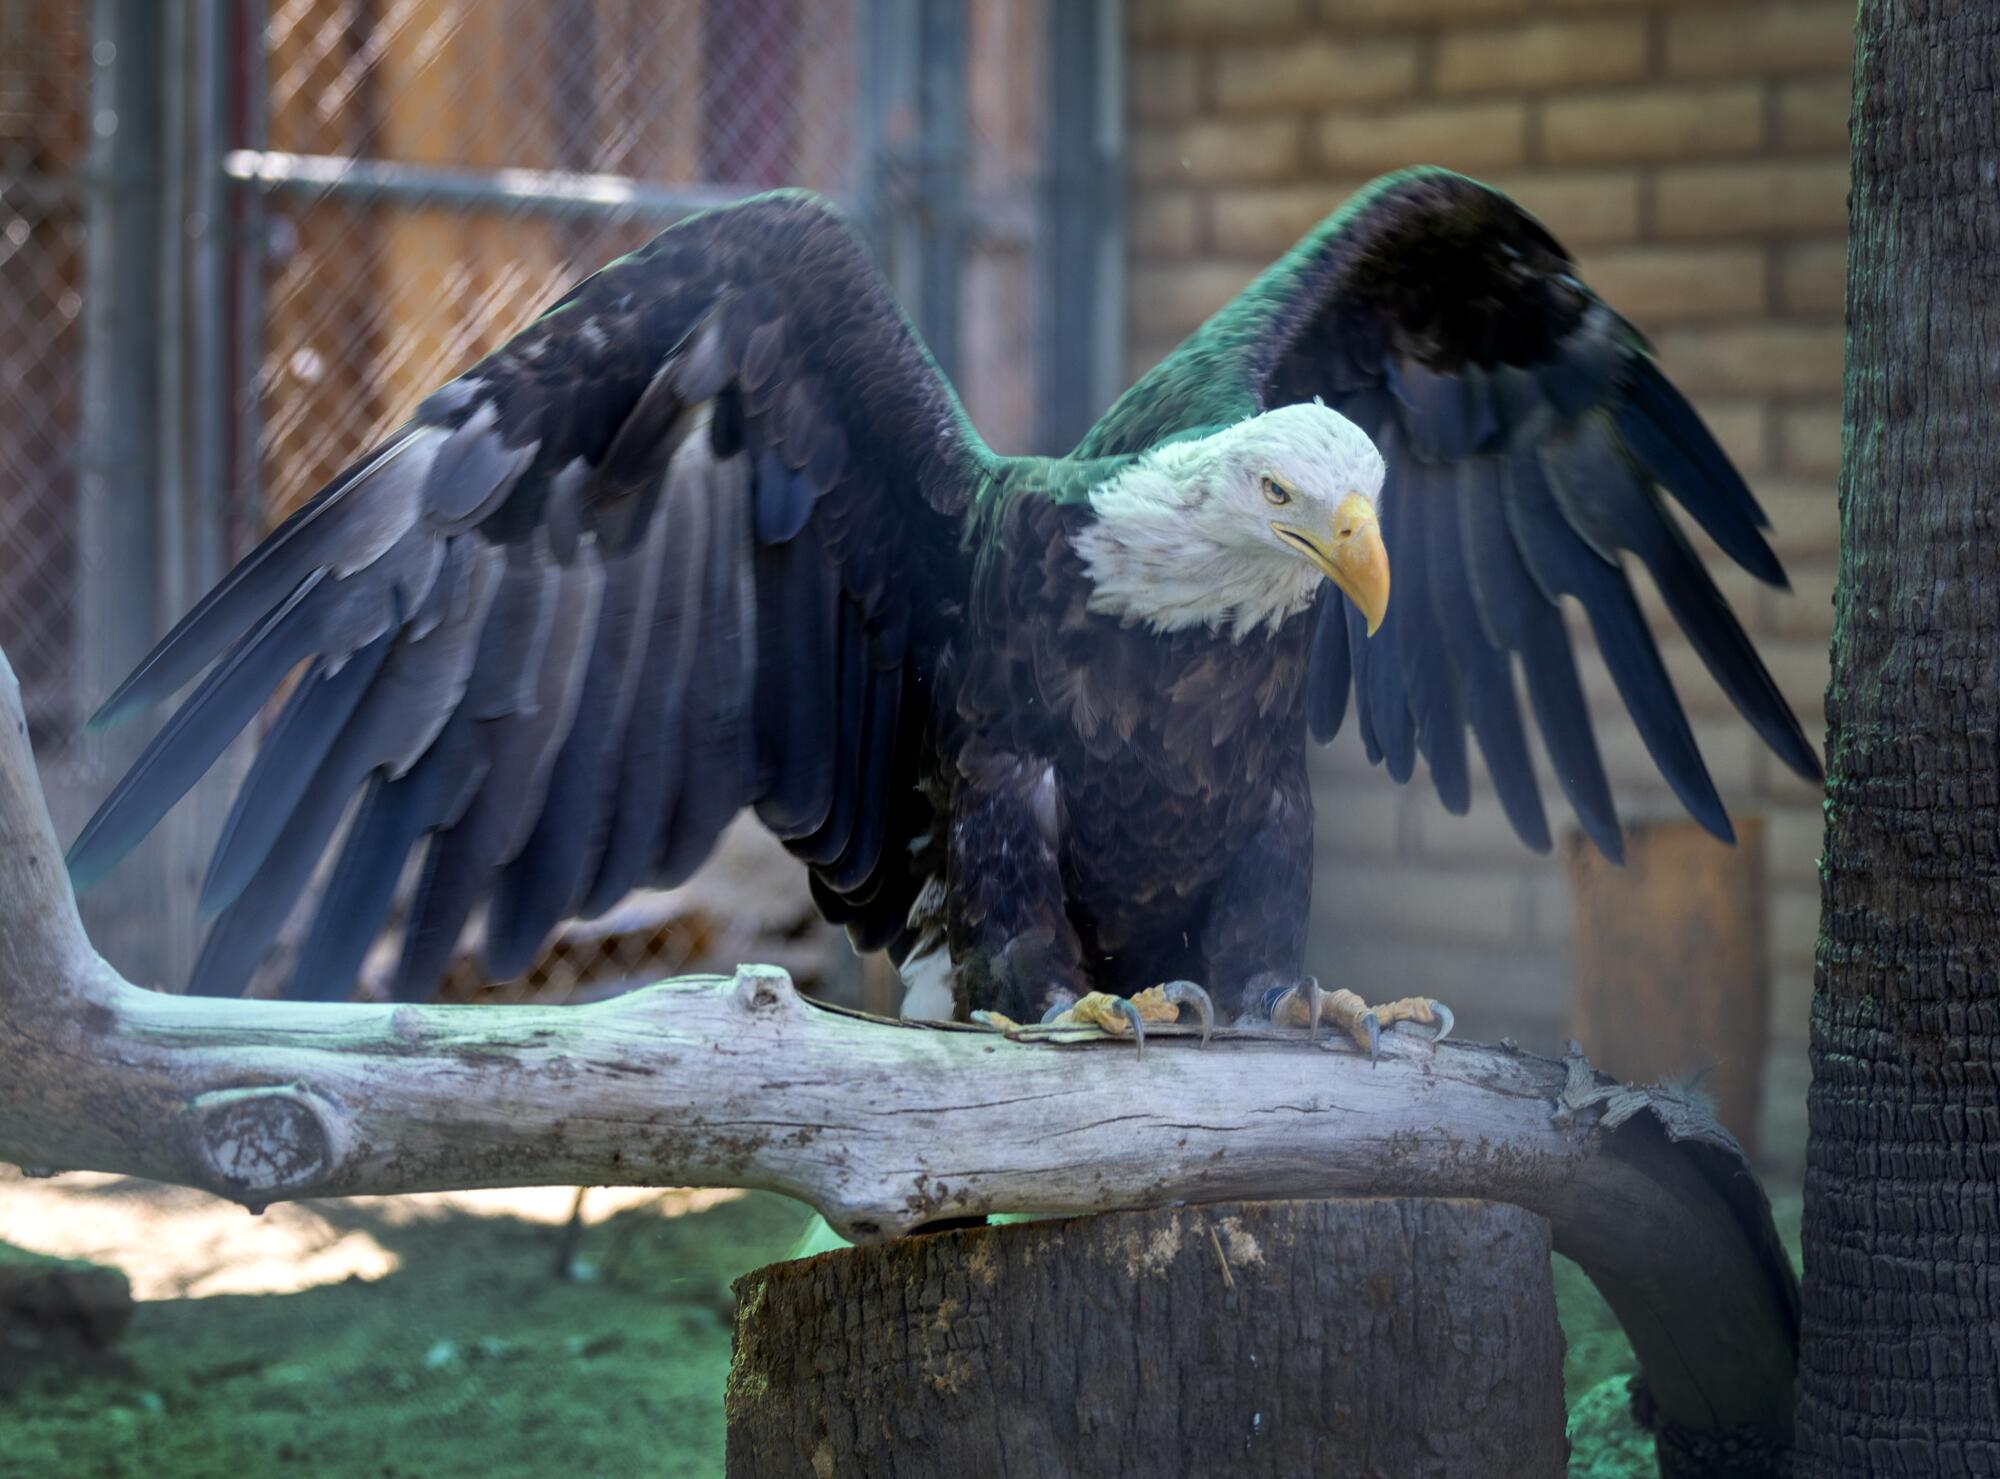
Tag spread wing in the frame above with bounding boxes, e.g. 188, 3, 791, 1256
1082, 168, 1821, 861
70, 190, 981, 998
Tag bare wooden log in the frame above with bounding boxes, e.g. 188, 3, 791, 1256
0, 645, 1796, 1474
726, 1198, 1569, 1479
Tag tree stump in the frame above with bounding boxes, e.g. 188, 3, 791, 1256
725, 1198, 1567, 1478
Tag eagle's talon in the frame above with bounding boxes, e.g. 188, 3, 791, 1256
1158, 979, 1215, 1046
971, 1010, 1020, 1032
1361, 1009, 1382, 1063
1428, 1000, 1454, 1045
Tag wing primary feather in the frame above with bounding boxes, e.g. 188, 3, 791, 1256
1554, 419, 1822, 784
485, 520, 665, 965
653, 448, 756, 889
196, 620, 396, 915
1430, 464, 1549, 850
821, 662, 902, 893
1365, 441, 1418, 781
789, 595, 866, 866
1344, 597, 1382, 764
1515, 442, 1732, 844
1393, 456, 1471, 813
1467, 460, 1622, 860
1305, 588, 1351, 744
66, 568, 333, 892
753, 539, 840, 836
1623, 357, 1772, 530
289, 728, 484, 1001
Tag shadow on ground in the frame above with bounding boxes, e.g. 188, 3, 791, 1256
0, 1183, 813, 1478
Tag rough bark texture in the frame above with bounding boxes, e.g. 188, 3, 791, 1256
725, 1198, 1568, 1479
1800, 6, 2000, 1473
0, 642, 1797, 1474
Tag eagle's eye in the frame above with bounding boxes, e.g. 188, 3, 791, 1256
1261, 475, 1292, 507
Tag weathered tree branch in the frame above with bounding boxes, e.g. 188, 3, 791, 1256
0, 646, 1797, 1469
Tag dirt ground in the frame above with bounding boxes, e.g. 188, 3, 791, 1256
0, 1167, 1802, 1477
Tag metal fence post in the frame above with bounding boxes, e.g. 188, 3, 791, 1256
1039, 0, 1124, 454
74, 0, 174, 985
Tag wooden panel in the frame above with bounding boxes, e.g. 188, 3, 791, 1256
1569, 815, 1769, 1155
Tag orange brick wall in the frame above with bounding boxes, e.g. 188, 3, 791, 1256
1125, 0, 1851, 1166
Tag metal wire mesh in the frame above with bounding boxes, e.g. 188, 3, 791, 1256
242, 0, 860, 1001
254, 0, 857, 518
0, 3, 89, 747
2, 0, 1104, 1005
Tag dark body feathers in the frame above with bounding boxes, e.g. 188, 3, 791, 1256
73, 171, 1820, 1014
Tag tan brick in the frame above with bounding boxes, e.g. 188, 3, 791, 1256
1322, 0, 1530, 24
1654, 161, 1850, 238
1585, 710, 1762, 805
1129, 0, 1306, 42
1767, 802, 1825, 887
1435, 17, 1647, 96
1130, 191, 1204, 259
1312, 860, 1526, 948
1666, 2, 1855, 79
1772, 558, 1836, 640
1316, 101, 1528, 176
1770, 882, 1820, 968
1480, 170, 1643, 247
1578, 245, 1766, 324
1130, 260, 1260, 335
1129, 51, 1203, 125
1133, 117, 1302, 185
1777, 77, 1851, 154
1306, 761, 1407, 858
1686, 397, 1771, 474
1543, 84, 1765, 166
1776, 239, 1848, 314
1214, 38, 1420, 114
1761, 637, 1831, 731
1655, 325, 1844, 396
1209, 183, 1368, 257
1407, 781, 1561, 864
1778, 404, 1844, 478
1759, 478, 1841, 562
1767, 962, 1814, 1051
1765, 745, 1828, 803
1630, 557, 1766, 644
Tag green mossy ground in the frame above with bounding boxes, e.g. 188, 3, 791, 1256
0, 1189, 1803, 1477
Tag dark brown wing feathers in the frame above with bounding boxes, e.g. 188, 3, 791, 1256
69, 190, 980, 999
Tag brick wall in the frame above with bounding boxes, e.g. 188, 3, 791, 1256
1125, 0, 1851, 1168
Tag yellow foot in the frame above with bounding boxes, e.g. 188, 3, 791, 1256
972, 982, 1214, 1058
1266, 979, 1453, 1058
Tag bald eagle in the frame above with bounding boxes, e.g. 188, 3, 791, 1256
70, 168, 1820, 1048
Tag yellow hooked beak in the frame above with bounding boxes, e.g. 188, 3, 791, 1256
1273, 492, 1391, 636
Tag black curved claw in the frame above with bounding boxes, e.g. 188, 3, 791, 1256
1428, 1000, 1454, 1045
1160, 980, 1215, 1046
1256, 977, 1325, 1042
1362, 1009, 1382, 1064
1113, 995, 1147, 1059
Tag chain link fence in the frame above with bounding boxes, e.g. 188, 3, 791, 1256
0, 0, 1120, 1002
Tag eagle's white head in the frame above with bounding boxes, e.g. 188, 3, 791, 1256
1074, 401, 1391, 639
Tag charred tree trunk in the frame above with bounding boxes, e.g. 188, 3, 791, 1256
725, 1199, 1568, 1479
1800, 5, 2000, 1471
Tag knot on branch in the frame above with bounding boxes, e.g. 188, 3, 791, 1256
184, 1086, 335, 1209
731, 964, 801, 1017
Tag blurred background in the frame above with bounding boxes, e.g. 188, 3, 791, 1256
1, 0, 1844, 1472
